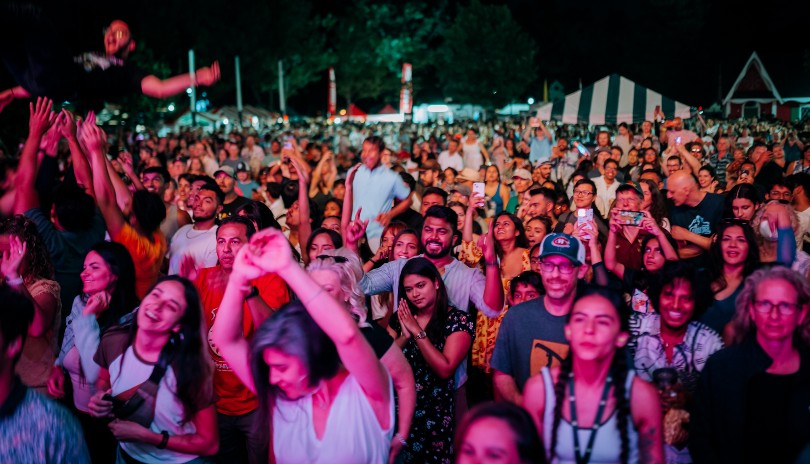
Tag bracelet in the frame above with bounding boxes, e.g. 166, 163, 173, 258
157, 430, 169, 449
302, 287, 324, 306
369, 258, 378, 265
485, 261, 498, 267
394, 432, 408, 447
5, 275, 23, 287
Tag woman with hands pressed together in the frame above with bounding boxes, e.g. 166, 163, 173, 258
48, 242, 138, 463
211, 228, 394, 463
387, 257, 474, 463
87, 277, 217, 463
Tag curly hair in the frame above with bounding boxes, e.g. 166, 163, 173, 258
750, 200, 801, 254
0, 215, 54, 281
732, 266, 810, 346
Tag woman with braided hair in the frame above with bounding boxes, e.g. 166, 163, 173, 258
523, 287, 664, 464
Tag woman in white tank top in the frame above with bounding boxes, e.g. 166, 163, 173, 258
522, 287, 664, 464
211, 228, 394, 464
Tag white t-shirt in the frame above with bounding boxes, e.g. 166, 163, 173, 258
168, 225, 219, 275
273, 374, 394, 464
109, 347, 200, 463
438, 150, 464, 172
592, 176, 619, 218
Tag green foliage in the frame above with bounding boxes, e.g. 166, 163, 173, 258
329, 0, 444, 104
436, 0, 537, 108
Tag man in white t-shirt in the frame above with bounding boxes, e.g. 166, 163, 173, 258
438, 138, 465, 172
168, 183, 223, 274
592, 158, 620, 218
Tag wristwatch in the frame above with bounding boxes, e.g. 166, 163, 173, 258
245, 286, 260, 300
414, 330, 427, 340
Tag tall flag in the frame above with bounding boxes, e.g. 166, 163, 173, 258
328, 67, 337, 117
399, 63, 413, 114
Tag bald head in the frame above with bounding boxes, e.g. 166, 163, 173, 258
666, 170, 698, 207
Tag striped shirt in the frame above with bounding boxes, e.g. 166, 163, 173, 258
708, 150, 732, 183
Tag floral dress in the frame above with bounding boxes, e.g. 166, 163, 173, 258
459, 240, 530, 372
390, 308, 474, 464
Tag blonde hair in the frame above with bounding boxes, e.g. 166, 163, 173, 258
306, 247, 369, 327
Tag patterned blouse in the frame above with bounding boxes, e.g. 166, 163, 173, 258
458, 240, 531, 372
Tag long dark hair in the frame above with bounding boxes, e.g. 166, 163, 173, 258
551, 287, 631, 464
708, 220, 760, 293
455, 401, 546, 464
250, 302, 340, 425
397, 257, 450, 344
85, 241, 138, 331
1, 215, 54, 280
493, 211, 530, 257
305, 228, 344, 258
115, 276, 212, 424
637, 179, 668, 227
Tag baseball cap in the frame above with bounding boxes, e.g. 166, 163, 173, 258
456, 167, 481, 182
419, 159, 441, 172
512, 168, 531, 180
214, 166, 235, 178
236, 162, 249, 173
594, 147, 612, 157
538, 233, 585, 265
616, 181, 643, 197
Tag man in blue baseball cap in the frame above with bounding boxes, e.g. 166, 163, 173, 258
490, 233, 587, 403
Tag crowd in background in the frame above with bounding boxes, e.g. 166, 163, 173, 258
0, 95, 809, 464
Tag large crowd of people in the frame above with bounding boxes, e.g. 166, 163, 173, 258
1, 21, 810, 464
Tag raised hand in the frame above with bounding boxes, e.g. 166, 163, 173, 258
197, 61, 221, 87
118, 150, 136, 175
346, 163, 361, 189
246, 228, 295, 274
59, 109, 78, 139
39, 112, 65, 156
77, 116, 107, 156
345, 208, 369, 247
480, 219, 497, 263
0, 89, 14, 114
0, 235, 27, 280
28, 97, 57, 138
178, 254, 199, 281
231, 245, 267, 282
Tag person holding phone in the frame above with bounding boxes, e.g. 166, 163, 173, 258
606, 183, 674, 272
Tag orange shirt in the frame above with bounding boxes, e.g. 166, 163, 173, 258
195, 266, 290, 416
112, 223, 167, 299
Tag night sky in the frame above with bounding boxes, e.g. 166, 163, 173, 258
2, 0, 810, 116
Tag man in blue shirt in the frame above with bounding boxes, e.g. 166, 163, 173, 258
350, 136, 412, 251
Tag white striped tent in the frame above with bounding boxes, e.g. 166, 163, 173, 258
535, 74, 693, 125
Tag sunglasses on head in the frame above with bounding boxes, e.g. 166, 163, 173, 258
315, 254, 348, 263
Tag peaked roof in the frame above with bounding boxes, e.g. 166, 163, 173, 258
723, 52, 782, 105
535, 74, 691, 125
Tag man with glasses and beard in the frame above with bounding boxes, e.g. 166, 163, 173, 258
359, 206, 504, 416
490, 233, 587, 404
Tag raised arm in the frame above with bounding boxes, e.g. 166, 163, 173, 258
13, 97, 58, 215
140, 62, 220, 99
480, 221, 505, 316
61, 110, 95, 198
341, 164, 361, 240
289, 156, 312, 264
247, 229, 390, 406
78, 117, 126, 236
0, 86, 30, 113
604, 212, 625, 280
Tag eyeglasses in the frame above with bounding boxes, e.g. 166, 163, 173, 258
752, 299, 800, 315
538, 260, 577, 275
573, 190, 594, 197
315, 255, 348, 263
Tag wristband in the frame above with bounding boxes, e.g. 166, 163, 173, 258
485, 261, 498, 267
5, 275, 23, 287
157, 430, 169, 449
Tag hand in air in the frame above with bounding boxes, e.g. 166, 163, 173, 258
197, 61, 221, 87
